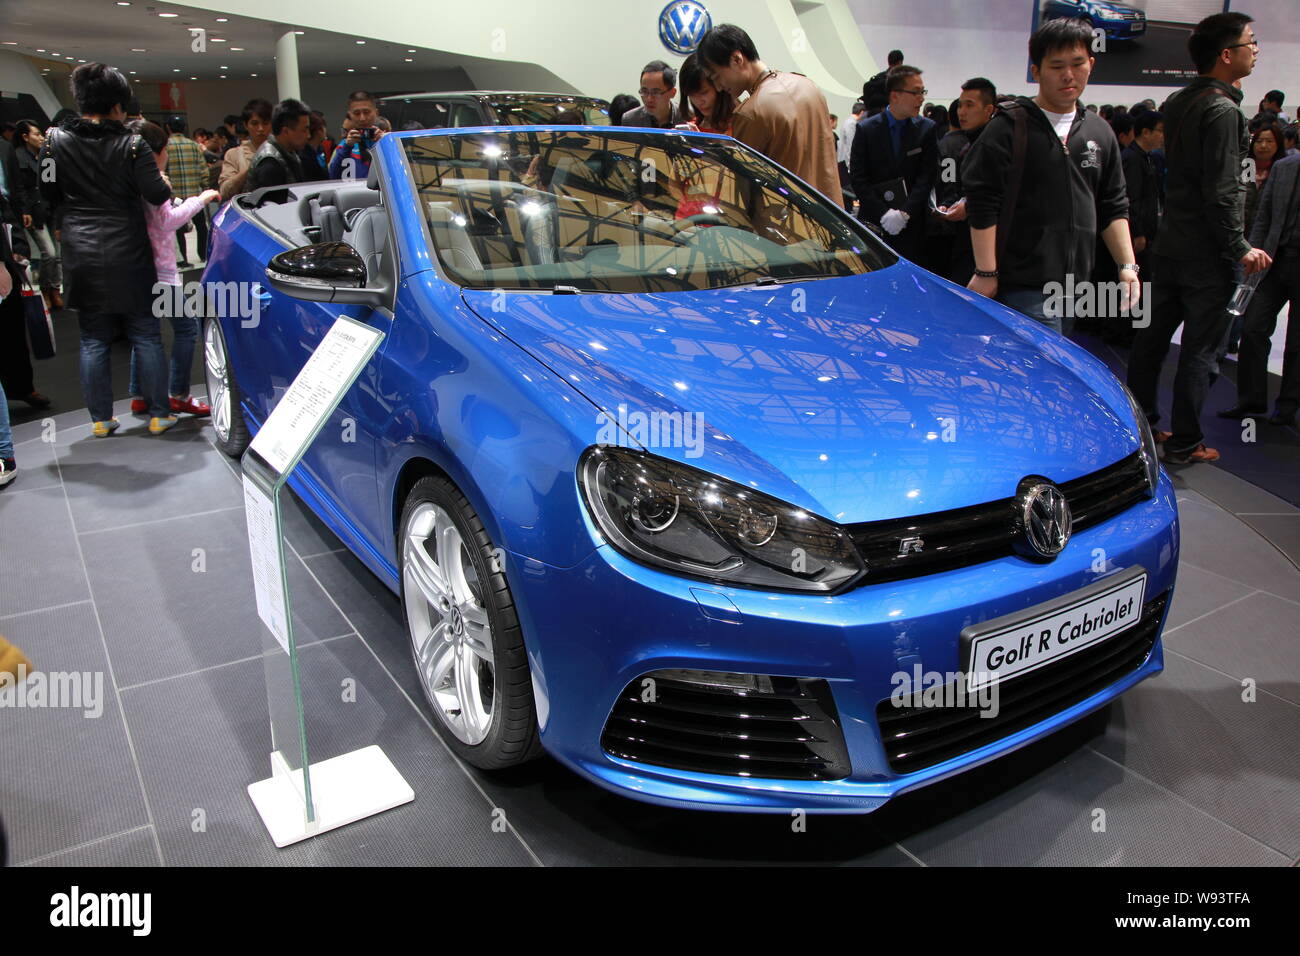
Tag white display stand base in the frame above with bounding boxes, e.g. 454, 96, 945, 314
248, 745, 414, 847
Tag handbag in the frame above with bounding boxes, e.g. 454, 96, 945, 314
19, 263, 55, 360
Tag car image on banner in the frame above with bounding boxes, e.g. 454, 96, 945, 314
200, 124, 1179, 813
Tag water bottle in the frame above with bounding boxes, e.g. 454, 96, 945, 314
1227, 270, 1264, 316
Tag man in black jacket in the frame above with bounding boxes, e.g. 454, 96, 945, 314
40, 62, 174, 434
862, 50, 903, 106
1127, 12, 1272, 464
1122, 111, 1163, 270
933, 77, 996, 284
962, 17, 1136, 334
850, 65, 938, 261
246, 99, 311, 191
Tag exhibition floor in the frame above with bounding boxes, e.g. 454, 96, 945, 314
1, 397, 1297, 866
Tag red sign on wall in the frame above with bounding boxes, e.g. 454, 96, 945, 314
159, 82, 186, 111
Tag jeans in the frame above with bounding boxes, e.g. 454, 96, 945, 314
25, 225, 62, 290
997, 286, 1066, 335
128, 310, 198, 398
79, 310, 167, 421
0, 381, 12, 461
1237, 247, 1300, 414
1127, 254, 1235, 455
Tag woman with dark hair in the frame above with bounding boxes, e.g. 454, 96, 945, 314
1245, 119, 1284, 236
39, 62, 175, 436
676, 53, 734, 135
12, 120, 62, 310
608, 94, 639, 126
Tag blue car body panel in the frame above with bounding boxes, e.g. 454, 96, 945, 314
1042, 0, 1146, 41
203, 129, 1179, 812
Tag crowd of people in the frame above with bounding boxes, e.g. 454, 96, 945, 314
0, 12, 1296, 489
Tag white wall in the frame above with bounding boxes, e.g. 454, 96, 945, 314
0, 51, 65, 119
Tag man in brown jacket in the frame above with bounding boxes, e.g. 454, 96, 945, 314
697, 23, 840, 202
218, 98, 272, 200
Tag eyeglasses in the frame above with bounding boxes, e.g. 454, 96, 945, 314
1226, 39, 1260, 50
901, 87, 927, 97
639, 88, 670, 97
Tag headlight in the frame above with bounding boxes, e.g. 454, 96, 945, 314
1123, 385, 1161, 494
578, 446, 864, 592
1098, 9, 1123, 20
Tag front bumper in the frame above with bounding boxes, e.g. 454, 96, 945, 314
510, 472, 1178, 812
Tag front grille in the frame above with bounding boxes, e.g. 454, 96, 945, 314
847, 451, 1150, 584
876, 593, 1167, 775
601, 673, 851, 780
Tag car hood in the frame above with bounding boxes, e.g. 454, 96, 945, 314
460, 265, 1139, 524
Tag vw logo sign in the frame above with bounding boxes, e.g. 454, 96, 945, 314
1013, 479, 1072, 560
659, 0, 712, 55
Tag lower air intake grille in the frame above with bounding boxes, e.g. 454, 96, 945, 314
876, 593, 1167, 775
601, 672, 851, 780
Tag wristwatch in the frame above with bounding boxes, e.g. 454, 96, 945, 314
1117, 263, 1140, 275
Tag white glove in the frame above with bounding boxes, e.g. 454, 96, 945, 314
880, 208, 910, 236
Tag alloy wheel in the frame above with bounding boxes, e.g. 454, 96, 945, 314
203, 320, 232, 443
403, 502, 496, 745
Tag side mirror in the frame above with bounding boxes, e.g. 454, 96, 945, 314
265, 242, 387, 306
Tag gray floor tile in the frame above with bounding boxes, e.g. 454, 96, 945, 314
1238, 513, 1300, 568
1091, 652, 1300, 858
1163, 590, 1300, 706
79, 508, 352, 687
25, 827, 160, 867
0, 603, 153, 864
278, 484, 346, 558
1174, 463, 1297, 516
1165, 563, 1255, 631
1176, 498, 1300, 600
1, 434, 61, 493
120, 636, 538, 866
56, 423, 241, 535
870, 716, 1288, 866
0, 484, 91, 618
301, 549, 417, 703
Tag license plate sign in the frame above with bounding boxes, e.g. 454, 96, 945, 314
963, 570, 1147, 693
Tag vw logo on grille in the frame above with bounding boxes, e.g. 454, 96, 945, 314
1013, 479, 1072, 560
659, 0, 712, 55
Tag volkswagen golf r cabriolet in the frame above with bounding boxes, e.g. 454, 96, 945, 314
201, 125, 1178, 812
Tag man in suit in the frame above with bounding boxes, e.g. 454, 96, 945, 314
849, 65, 938, 261
1219, 150, 1300, 426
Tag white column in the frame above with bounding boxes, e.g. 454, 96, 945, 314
275, 31, 300, 102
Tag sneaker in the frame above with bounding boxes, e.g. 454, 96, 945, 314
170, 395, 211, 416
0, 458, 16, 489
1164, 443, 1220, 464
149, 415, 179, 435
21, 391, 51, 409
91, 418, 120, 438
130, 397, 148, 414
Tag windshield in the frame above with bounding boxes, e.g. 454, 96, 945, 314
402, 129, 896, 294
489, 98, 611, 126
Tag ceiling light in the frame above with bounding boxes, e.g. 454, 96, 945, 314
131, 48, 146, 52
158, 12, 178, 17
318, 70, 326, 74
347, 68, 355, 72
173, 68, 180, 72
230, 47, 243, 51
407, 49, 415, 53
404, 58, 412, 62
294, 30, 304, 35
117, 1, 131, 5
219, 75, 226, 79
36, 48, 45, 52
216, 17, 228, 22
211, 37, 226, 42
250, 73, 257, 77
128, 70, 136, 74
190, 76, 197, 80
356, 40, 365, 44
220, 65, 227, 69
370, 66, 376, 69
1, 41, 16, 46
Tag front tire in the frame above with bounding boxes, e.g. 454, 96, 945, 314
399, 475, 542, 769
203, 317, 250, 457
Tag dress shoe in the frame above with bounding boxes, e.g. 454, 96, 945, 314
1163, 443, 1220, 464
50, 289, 64, 310
1153, 430, 1171, 444
21, 391, 51, 409
1268, 408, 1297, 427
1216, 404, 1267, 420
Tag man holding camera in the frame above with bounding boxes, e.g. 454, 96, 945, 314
330, 91, 386, 181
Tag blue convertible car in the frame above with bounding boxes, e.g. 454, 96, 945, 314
203, 126, 1178, 812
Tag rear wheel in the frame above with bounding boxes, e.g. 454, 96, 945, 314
399, 475, 542, 768
203, 317, 250, 457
